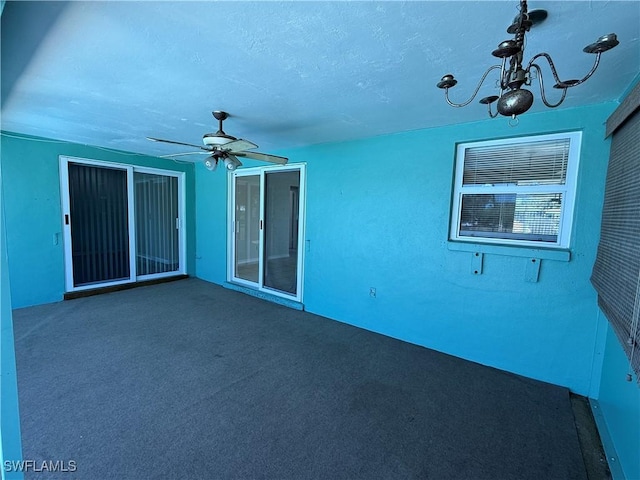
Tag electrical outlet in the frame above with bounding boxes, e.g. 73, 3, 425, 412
369, 287, 376, 298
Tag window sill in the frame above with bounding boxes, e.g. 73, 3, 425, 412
447, 241, 571, 262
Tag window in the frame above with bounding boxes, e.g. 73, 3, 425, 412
450, 132, 581, 248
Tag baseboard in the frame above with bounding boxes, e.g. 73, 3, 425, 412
590, 398, 626, 480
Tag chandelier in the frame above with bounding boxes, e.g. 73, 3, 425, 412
436, 0, 619, 121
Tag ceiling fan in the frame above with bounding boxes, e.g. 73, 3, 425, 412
147, 111, 288, 171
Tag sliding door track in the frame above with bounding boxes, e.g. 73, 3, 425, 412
63, 275, 189, 300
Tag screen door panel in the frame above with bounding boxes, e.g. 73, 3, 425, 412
135, 172, 179, 276
68, 162, 130, 287
234, 175, 261, 283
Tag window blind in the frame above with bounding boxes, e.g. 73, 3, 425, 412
591, 107, 640, 383
463, 138, 570, 186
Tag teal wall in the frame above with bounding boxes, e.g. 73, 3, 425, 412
194, 161, 228, 285
196, 102, 615, 397
0, 132, 196, 308
598, 324, 640, 480
1, 151, 24, 479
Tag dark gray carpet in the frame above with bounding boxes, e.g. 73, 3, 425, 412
13, 278, 588, 480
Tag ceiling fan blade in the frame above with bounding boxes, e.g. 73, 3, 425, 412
220, 139, 258, 152
238, 151, 289, 165
159, 151, 209, 158
147, 137, 209, 151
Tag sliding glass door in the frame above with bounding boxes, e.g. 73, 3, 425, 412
230, 165, 305, 301
60, 157, 185, 292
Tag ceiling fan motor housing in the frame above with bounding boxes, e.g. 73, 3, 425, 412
203, 132, 236, 146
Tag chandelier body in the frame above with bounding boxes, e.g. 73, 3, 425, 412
436, 0, 619, 120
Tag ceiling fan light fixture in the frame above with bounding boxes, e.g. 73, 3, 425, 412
223, 156, 242, 171
436, 0, 619, 122
204, 157, 218, 171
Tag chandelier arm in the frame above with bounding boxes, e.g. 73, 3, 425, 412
498, 56, 508, 93
564, 52, 602, 87
530, 63, 568, 108
487, 101, 500, 118
526, 52, 603, 88
443, 65, 503, 107
526, 53, 562, 84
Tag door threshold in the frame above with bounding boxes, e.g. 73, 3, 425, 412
64, 275, 189, 300
223, 282, 304, 310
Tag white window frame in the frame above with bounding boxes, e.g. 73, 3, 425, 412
449, 131, 582, 249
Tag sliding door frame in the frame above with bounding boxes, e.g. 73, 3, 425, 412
227, 163, 306, 303
59, 156, 186, 292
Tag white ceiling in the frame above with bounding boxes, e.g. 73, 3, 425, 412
1, 1, 639, 159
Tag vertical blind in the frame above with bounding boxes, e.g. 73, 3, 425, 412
591, 107, 640, 383
68, 163, 130, 286
134, 173, 179, 276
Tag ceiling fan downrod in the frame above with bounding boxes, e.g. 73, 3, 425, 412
213, 110, 229, 135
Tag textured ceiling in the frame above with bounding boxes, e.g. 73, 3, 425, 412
1, 1, 639, 159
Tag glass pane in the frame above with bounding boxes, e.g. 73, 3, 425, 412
463, 138, 570, 186
459, 193, 562, 243
134, 173, 179, 276
234, 175, 260, 283
263, 170, 300, 295
68, 163, 130, 287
